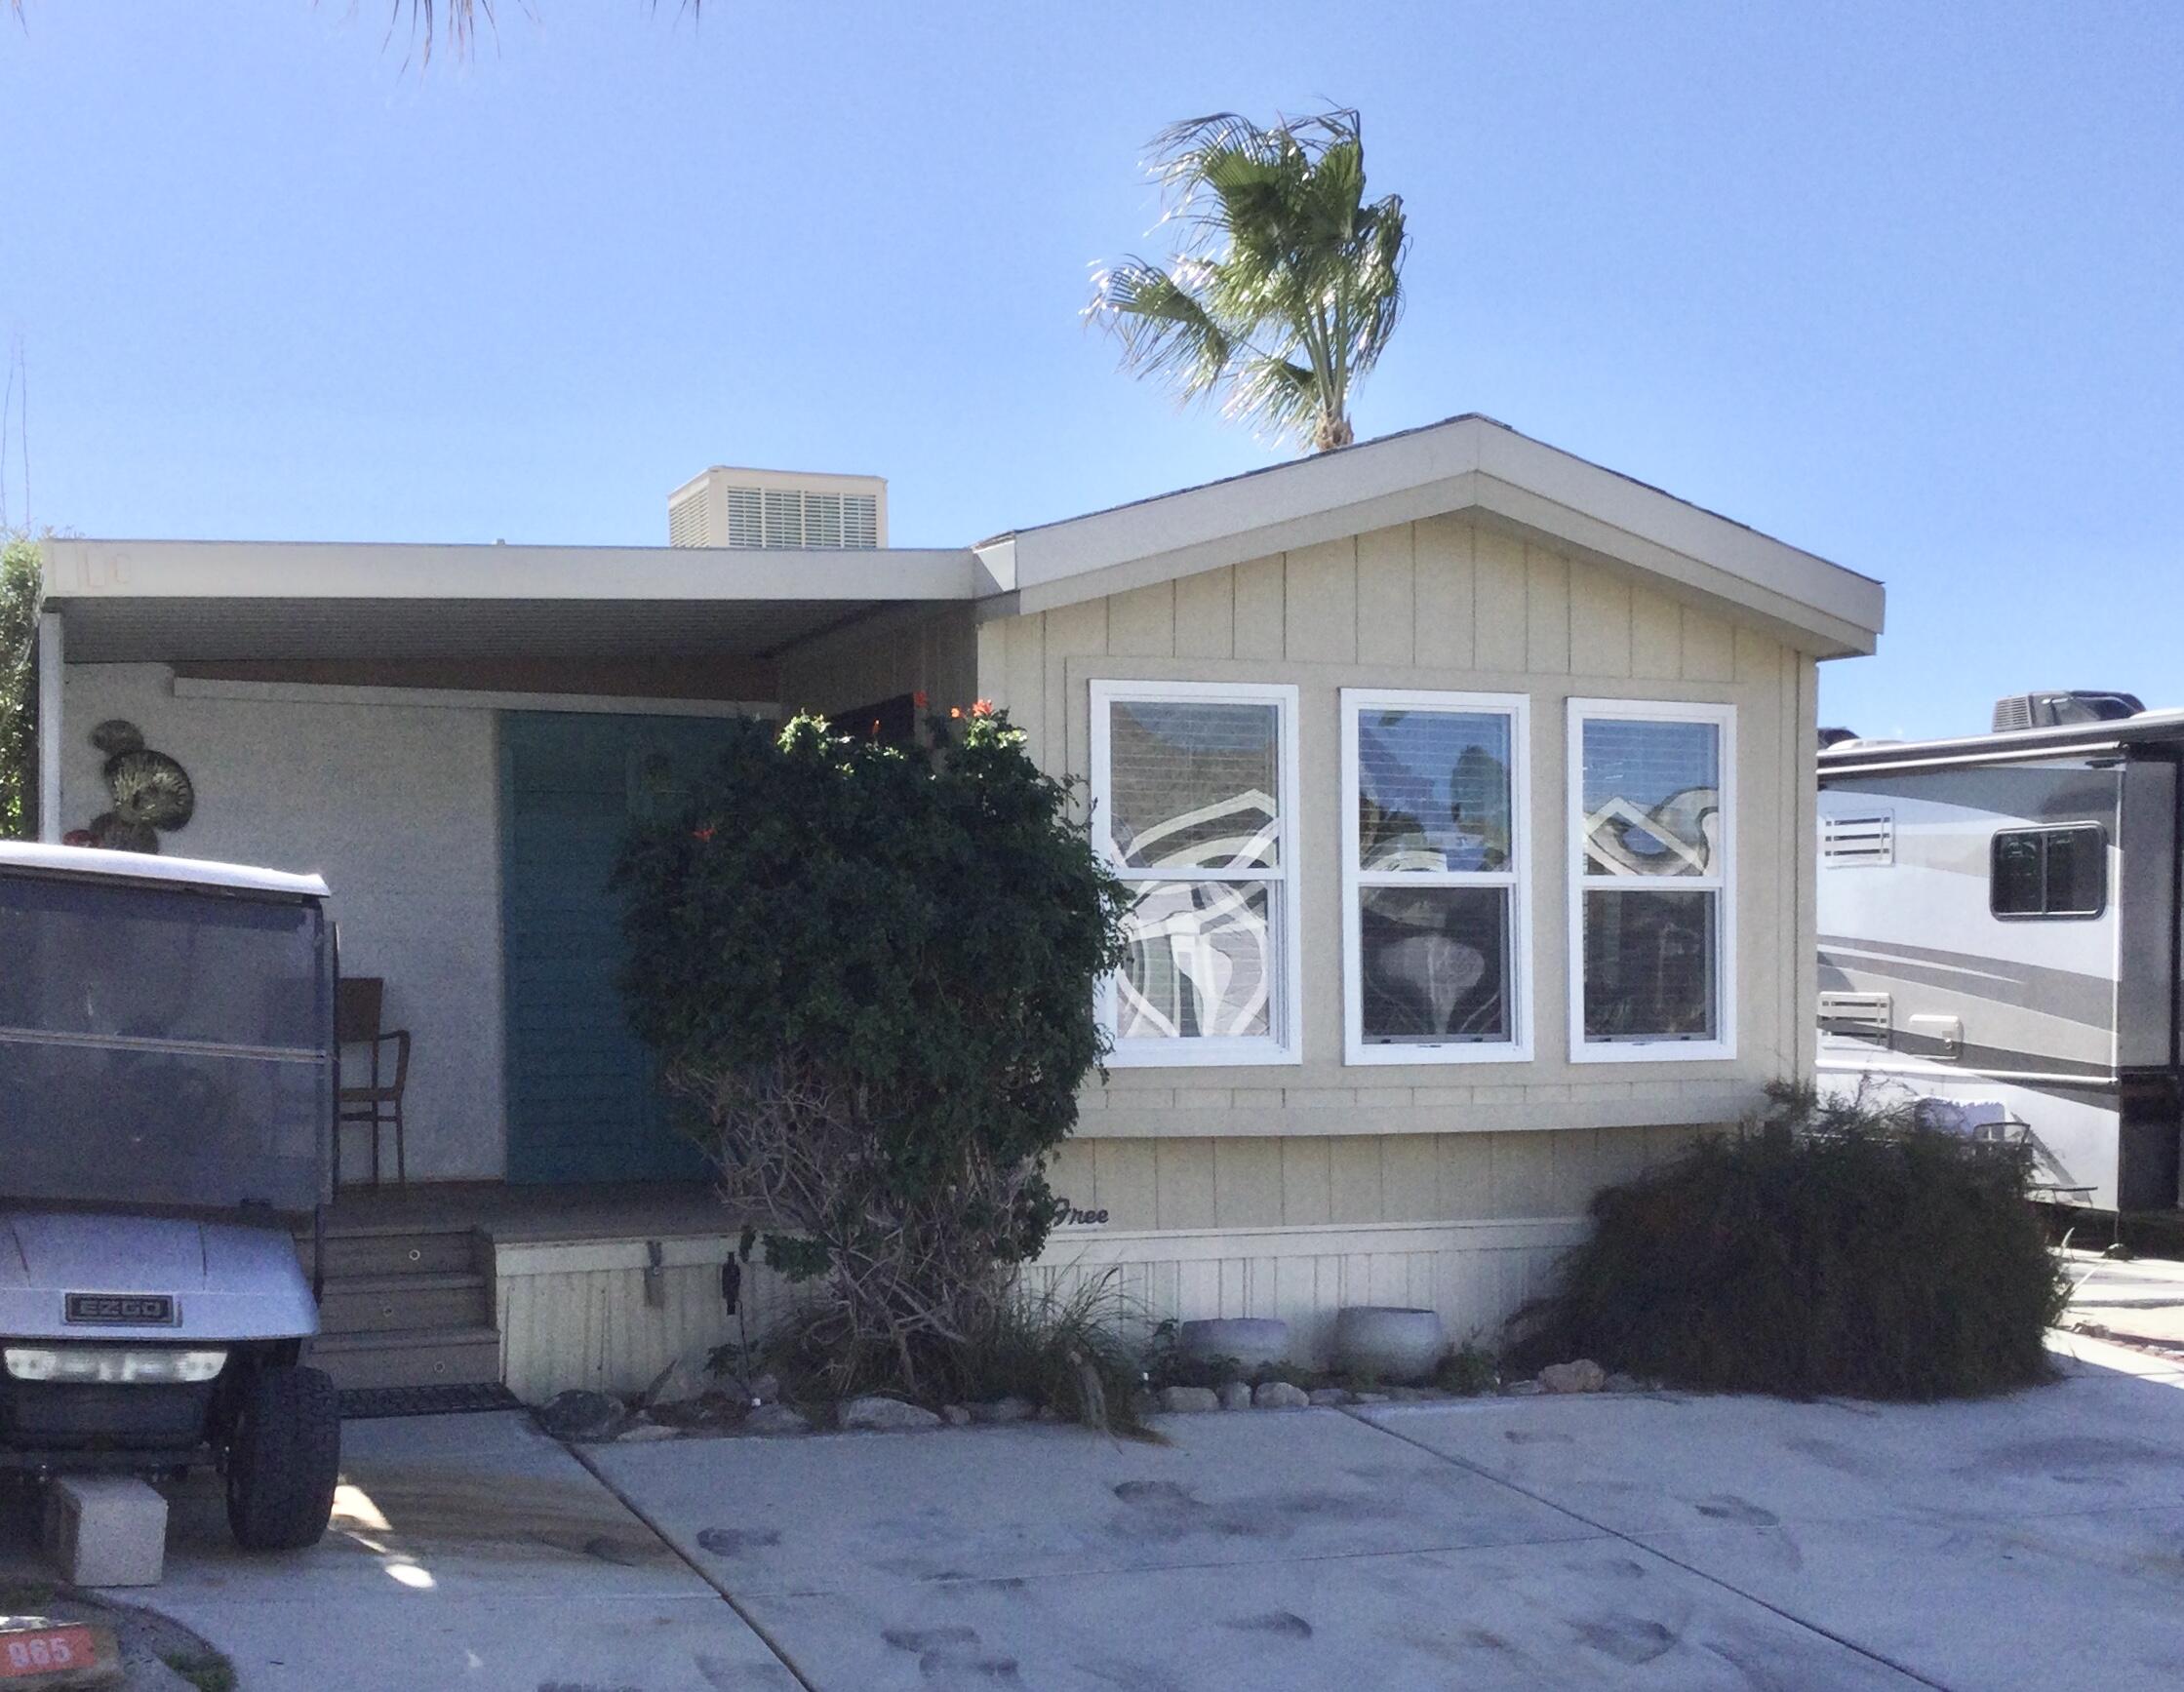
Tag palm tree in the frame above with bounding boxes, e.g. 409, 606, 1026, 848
1089, 108, 1409, 453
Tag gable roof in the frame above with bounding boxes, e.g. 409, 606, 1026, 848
975, 413, 1884, 657
45, 414, 1882, 663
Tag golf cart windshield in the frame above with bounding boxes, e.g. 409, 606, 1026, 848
0, 869, 333, 1215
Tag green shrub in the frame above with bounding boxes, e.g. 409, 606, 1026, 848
746, 1273, 1152, 1435
0, 533, 40, 841
1514, 1082, 2068, 1400
617, 708, 1132, 1398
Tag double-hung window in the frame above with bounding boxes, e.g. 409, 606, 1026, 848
1569, 699, 1735, 1060
1091, 681, 1300, 1065
1341, 690, 1531, 1062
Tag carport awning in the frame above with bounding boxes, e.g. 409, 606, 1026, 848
55, 596, 929, 664
40, 537, 983, 664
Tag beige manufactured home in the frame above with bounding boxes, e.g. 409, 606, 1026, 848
28, 415, 1883, 1395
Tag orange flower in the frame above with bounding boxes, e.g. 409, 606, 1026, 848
949, 706, 963, 720
971, 698, 995, 717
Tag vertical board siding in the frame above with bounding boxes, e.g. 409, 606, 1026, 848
1524, 545, 1571, 673
1173, 567, 1236, 659
1472, 526, 1529, 671
1410, 514, 1474, 669
1232, 554, 1287, 660
1354, 527, 1416, 666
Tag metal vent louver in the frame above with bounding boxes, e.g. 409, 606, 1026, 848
1821, 811, 1893, 867
667, 492, 708, 547
1818, 991, 1892, 1045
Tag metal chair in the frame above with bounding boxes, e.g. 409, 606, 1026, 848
336, 976, 411, 1188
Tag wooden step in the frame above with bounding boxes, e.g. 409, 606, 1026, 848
310, 1325, 502, 1393
298, 1226, 483, 1279
318, 1272, 494, 1337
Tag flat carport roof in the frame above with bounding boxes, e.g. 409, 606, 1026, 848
39, 537, 982, 663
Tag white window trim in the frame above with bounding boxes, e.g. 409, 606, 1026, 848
1090, 679, 1303, 1068
1340, 689, 1533, 1065
1567, 697, 1737, 1064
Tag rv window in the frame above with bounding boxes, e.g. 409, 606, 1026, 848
1990, 825, 2107, 919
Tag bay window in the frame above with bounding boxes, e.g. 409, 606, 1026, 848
1342, 690, 1531, 1062
1090, 681, 1300, 1065
1569, 700, 1735, 1060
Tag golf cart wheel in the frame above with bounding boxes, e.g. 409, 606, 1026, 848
225, 1364, 340, 1552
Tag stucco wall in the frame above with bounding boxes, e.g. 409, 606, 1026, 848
977, 512, 1821, 1145
59, 663, 507, 1181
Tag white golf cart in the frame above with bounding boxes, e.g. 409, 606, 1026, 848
0, 841, 340, 1551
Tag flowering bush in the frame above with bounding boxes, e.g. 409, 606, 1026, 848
616, 708, 1131, 1395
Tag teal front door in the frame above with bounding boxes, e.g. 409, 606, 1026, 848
500, 711, 729, 1184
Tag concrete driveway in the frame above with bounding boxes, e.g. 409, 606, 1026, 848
2, 1411, 797, 1691
586, 1333, 2184, 1691
8, 1334, 2183, 1689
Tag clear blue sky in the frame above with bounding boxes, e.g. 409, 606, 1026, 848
2, 1, 2177, 738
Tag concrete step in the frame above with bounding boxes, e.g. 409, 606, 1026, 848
318, 1272, 494, 1337
298, 1226, 483, 1279
311, 1325, 503, 1393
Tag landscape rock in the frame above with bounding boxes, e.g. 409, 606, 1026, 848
1308, 1388, 1352, 1406
840, 1396, 944, 1432
1252, 1381, 1311, 1409
1604, 1371, 1645, 1394
745, 1372, 781, 1405
1538, 1358, 1608, 1395
740, 1403, 812, 1436
536, 1389, 628, 1442
616, 1421, 680, 1442
1157, 1386, 1220, 1414
1217, 1381, 1253, 1411
941, 1404, 973, 1427
969, 1395, 1035, 1425
1350, 1391, 1391, 1404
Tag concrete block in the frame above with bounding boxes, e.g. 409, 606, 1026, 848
42, 1476, 167, 1588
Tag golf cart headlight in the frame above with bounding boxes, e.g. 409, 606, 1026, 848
4, 1347, 228, 1385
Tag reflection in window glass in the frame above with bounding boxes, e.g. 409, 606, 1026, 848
1116, 881, 1274, 1042
2044, 827, 2106, 916
1991, 826, 2106, 918
1359, 885, 1509, 1043
1108, 701, 1281, 871
1356, 710, 1511, 872
1580, 719, 1721, 877
0, 878, 329, 1213
0, 879, 325, 1051
1990, 831, 2045, 916
1582, 889, 1718, 1041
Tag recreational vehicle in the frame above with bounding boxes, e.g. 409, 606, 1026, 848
1815, 692, 2182, 1212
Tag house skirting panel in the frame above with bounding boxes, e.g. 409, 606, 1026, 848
495, 1216, 1591, 1400
1027, 1217, 1589, 1363
496, 1234, 801, 1404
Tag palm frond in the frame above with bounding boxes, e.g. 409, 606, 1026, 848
1086, 260, 1233, 400
1224, 355, 1324, 442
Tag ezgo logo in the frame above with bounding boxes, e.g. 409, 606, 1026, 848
63, 1293, 178, 1325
